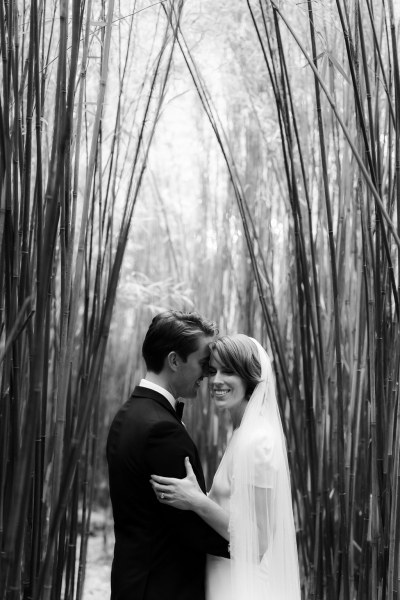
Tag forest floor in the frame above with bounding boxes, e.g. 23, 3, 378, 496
82, 509, 114, 599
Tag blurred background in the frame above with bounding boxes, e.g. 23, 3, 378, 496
1, 0, 400, 598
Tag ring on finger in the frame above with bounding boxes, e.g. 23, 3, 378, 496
160, 492, 165, 500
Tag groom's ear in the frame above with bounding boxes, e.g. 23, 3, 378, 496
166, 351, 180, 372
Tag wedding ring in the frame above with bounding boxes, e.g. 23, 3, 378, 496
160, 493, 165, 500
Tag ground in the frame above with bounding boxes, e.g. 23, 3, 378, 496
82, 510, 114, 599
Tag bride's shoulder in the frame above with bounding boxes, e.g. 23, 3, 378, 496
249, 422, 278, 448
236, 425, 278, 464
233, 427, 279, 487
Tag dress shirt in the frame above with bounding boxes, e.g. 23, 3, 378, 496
139, 378, 177, 410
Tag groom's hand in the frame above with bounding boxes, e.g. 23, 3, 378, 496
150, 457, 205, 511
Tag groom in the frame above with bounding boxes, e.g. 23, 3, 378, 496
106, 310, 229, 600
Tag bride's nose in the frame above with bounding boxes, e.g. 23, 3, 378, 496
211, 370, 223, 383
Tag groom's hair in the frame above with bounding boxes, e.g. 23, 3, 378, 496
142, 310, 218, 373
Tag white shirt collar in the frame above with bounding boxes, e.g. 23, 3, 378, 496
139, 378, 177, 410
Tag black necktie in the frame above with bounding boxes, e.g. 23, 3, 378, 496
176, 401, 184, 420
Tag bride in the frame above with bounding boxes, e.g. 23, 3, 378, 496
151, 334, 301, 599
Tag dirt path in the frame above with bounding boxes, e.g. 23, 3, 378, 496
82, 513, 114, 599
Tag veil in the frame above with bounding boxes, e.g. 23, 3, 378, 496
229, 339, 301, 599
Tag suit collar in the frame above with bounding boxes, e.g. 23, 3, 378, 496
139, 378, 176, 409
132, 385, 181, 422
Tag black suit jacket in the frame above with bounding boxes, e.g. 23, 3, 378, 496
106, 386, 229, 600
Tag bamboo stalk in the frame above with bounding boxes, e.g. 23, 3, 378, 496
271, 1, 400, 249
302, 3, 348, 595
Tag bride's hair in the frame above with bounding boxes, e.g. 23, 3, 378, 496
210, 334, 262, 397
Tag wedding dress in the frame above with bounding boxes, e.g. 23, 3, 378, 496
205, 341, 301, 600
205, 428, 274, 599
205, 429, 237, 600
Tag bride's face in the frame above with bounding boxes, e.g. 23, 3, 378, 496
208, 352, 247, 411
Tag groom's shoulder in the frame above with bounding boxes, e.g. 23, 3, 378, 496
107, 387, 182, 454
111, 386, 177, 427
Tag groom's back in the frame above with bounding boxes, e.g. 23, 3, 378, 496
107, 388, 216, 600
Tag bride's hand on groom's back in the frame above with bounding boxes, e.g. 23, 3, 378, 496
150, 457, 205, 511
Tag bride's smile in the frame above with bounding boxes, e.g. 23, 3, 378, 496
213, 388, 230, 397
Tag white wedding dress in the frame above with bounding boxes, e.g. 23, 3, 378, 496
205, 429, 271, 600
205, 430, 236, 600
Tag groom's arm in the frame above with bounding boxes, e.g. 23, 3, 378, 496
144, 420, 230, 558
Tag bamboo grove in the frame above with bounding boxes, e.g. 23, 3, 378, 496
236, 1, 399, 598
244, 2, 400, 598
161, 1, 400, 598
1, 0, 400, 599
0, 0, 185, 598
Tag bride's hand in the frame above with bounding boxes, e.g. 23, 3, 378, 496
150, 457, 204, 510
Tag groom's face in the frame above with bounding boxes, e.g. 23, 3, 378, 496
175, 335, 214, 399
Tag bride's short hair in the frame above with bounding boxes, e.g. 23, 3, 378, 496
210, 334, 262, 397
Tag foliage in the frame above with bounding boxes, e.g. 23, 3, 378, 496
118, 1, 400, 597
0, 0, 185, 598
165, 1, 400, 598
1, 0, 400, 599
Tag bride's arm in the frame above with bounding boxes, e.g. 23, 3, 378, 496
255, 486, 275, 557
190, 493, 229, 541
150, 457, 230, 541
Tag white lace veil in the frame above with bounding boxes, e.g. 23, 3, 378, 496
229, 338, 301, 599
